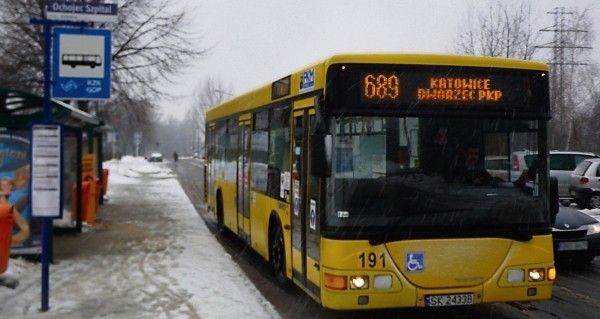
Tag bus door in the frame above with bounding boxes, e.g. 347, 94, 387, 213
237, 118, 251, 244
205, 123, 216, 210
292, 101, 321, 295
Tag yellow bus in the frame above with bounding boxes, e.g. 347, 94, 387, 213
204, 54, 557, 310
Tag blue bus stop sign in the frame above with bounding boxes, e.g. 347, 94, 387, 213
52, 27, 111, 100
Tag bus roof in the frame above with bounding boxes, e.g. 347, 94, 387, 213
206, 53, 548, 121
324, 53, 548, 71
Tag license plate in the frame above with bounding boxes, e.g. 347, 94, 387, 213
425, 293, 474, 307
558, 241, 588, 251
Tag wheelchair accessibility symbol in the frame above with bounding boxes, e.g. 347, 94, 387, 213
406, 252, 424, 272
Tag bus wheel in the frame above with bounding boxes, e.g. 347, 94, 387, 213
270, 224, 290, 289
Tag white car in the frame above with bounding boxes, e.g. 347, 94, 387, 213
511, 150, 599, 198
569, 158, 600, 209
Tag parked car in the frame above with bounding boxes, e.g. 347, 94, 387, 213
552, 201, 600, 263
511, 150, 600, 198
147, 152, 163, 162
569, 158, 600, 209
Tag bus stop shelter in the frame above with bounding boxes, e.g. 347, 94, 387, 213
0, 87, 105, 256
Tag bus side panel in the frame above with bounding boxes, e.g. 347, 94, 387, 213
217, 179, 238, 235
292, 247, 302, 275
249, 192, 289, 259
306, 255, 320, 289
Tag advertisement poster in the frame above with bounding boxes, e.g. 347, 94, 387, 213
0, 132, 42, 255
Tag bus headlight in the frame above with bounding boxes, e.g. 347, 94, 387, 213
528, 268, 545, 281
350, 276, 369, 289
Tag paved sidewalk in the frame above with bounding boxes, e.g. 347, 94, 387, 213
0, 160, 279, 319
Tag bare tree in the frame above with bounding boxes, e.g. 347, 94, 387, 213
187, 77, 232, 155
0, 0, 45, 90
112, 97, 158, 155
0, 0, 206, 121
581, 70, 600, 153
453, 0, 540, 60
110, 0, 207, 105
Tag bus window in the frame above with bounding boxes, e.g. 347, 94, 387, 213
331, 117, 546, 230
251, 110, 269, 194
267, 106, 290, 200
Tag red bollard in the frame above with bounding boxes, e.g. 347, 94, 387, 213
0, 204, 14, 274
71, 182, 90, 223
87, 180, 98, 224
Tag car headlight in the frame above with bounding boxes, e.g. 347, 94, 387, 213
587, 223, 600, 235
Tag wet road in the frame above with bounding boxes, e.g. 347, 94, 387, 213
173, 158, 600, 319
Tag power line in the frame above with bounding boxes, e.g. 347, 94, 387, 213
536, 7, 592, 149
537, 7, 591, 66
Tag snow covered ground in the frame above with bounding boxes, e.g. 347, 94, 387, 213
0, 156, 280, 319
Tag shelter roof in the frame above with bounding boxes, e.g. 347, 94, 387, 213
0, 87, 103, 128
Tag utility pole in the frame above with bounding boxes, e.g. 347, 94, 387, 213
537, 7, 592, 149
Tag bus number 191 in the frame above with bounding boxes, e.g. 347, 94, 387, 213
359, 252, 386, 268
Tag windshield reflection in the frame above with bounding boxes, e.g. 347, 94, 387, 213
327, 116, 548, 238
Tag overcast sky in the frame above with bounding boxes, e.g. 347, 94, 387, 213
161, 0, 600, 120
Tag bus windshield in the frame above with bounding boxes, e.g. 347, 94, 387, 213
328, 116, 548, 241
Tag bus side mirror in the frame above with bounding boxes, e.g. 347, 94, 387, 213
549, 176, 559, 226
311, 133, 331, 178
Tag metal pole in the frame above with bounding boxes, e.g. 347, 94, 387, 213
40, 20, 52, 312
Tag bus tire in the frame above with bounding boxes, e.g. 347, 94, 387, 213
269, 222, 290, 289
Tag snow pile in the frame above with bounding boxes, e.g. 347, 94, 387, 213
106, 155, 176, 179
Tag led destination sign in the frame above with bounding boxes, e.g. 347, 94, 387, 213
417, 77, 502, 102
362, 73, 506, 104
326, 64, 549, 115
